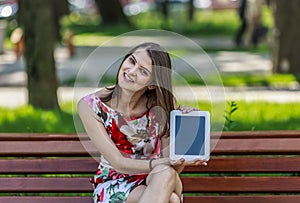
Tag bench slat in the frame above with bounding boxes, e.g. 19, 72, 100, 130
0, 158, 98, 174
1, 157, 300, 174
0, 141, 99, 157
2, 177, 300, 193
0, 133, 85, 141
216, 130, 300, 139
0, 196, 93, 203
213, 138, 300, 154
183, 195, 300, 203
182, 177, 300, 192
183, 157, 300, 173
0, 177, 92, 192
1, 195, 300, 203
2, 138, 300, 157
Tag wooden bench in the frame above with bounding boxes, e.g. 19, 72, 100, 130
1, 130, 300, 203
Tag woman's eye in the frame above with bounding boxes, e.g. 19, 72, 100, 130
129, 57, 135, 64
140, 68, 149, 76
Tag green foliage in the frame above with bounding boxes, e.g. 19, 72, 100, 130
130, 9, 240, 36
60, 8, 243, 46
223, 101, 238, 131
61, 4, 273, 38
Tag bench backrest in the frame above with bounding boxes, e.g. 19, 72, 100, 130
1, 131, 300, 203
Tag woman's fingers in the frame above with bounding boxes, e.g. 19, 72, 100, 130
171, 158, 207, 166
179, 106, 200, 114
172, 158, 185, 166
184, 159, 207, 166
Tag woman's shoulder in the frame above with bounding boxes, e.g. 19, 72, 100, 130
79, 88, 111, 111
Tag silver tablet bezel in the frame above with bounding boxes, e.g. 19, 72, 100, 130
169, 110, 210, 161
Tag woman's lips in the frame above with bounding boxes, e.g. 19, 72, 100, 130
123, 72, 134, 83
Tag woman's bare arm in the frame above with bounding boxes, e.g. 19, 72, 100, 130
78, 99, 169, 174
160, 136, 170, 158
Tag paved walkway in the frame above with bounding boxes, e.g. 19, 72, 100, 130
0, 36, 299, 108
2, 85, 300, 108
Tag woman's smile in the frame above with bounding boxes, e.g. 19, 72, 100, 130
123, 72, 134, 83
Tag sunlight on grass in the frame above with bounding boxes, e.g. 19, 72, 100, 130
1, 100, 300, 132
172, 73, 298, 88
182, 100, 300, 131
73, 35, 113, 46
234, 102, 300, 131
0, 105, 75, 133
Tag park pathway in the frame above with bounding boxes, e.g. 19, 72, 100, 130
0, 36, 299, 108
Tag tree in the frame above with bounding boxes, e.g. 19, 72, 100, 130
271, 0, 300, 74
188, 0, 194, 21
19, 0, 69, 109
94, 0, 131, 25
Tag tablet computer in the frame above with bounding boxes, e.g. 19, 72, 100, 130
169, 110, 210, 161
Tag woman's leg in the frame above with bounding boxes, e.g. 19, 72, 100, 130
127, 187, 181, 203
126, 185, 147, 203
138, 164, 182, 203
169, 192, 181, 203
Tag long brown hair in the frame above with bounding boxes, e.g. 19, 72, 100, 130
100, 42, 175, 137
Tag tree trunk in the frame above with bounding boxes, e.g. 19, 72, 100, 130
94, 0, 131, 25
20, 0, 59, 109
272, 0, 300, 74
188, 0, 194, 21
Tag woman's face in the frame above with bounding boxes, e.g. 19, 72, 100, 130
118, 48, 153, 93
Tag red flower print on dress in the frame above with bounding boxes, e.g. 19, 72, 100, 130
98, 100, 110, 113
127, 174, 147, 185
99, 188, 104, 202
108, 169, 126, 180
110, 119, 134, 156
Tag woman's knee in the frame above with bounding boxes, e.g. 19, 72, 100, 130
169, 192, 180, 203
147, 165, 177, 184
153, 165, 176, 179
126, 185, 146, 203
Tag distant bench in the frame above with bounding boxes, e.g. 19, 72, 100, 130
1, 130, 300, 203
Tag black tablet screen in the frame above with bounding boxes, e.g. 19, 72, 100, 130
174, 115, 206, 155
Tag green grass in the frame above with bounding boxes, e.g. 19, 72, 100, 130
221, 74, 298, 87
194, 101, 300, 131
76, 73, 298, 88
1, 100, 300, 132
0, 103, 75, 133
211, 74, 298, 87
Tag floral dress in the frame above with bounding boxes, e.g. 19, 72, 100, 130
83, 94, 161, 203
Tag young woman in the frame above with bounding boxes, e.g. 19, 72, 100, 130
78, 42, 207, 203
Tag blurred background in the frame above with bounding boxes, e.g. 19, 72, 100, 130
0, 0, 300, 132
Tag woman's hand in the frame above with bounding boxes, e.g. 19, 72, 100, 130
170, 158, 207, 174
178, 106, 200, 114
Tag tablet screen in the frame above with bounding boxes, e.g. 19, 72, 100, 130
174, 115, 206, 156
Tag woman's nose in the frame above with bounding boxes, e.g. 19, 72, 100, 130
128, 65, 138, 75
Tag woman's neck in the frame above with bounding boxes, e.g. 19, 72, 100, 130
112, 88, 147, 117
